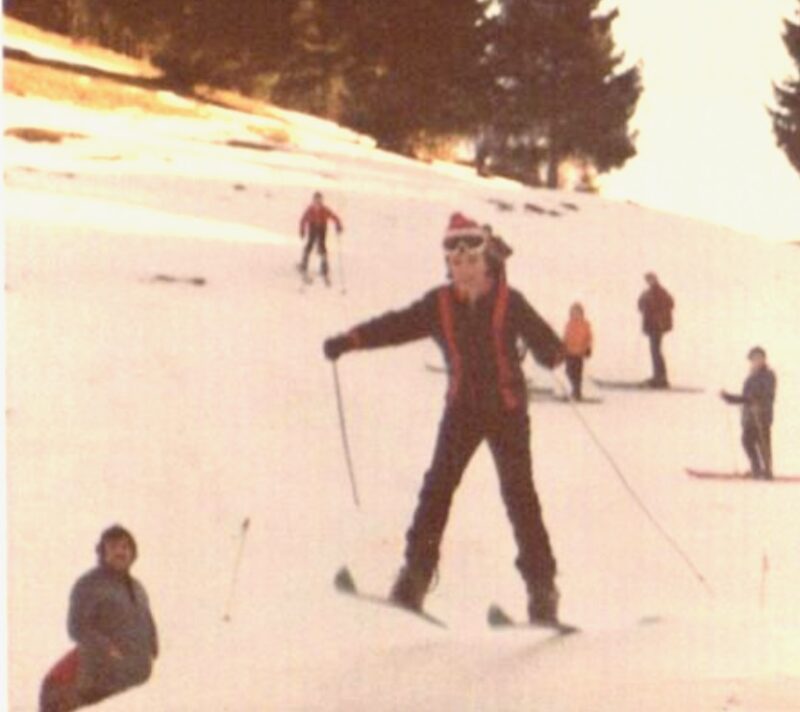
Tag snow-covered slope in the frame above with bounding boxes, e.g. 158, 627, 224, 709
6, 58, 800, 711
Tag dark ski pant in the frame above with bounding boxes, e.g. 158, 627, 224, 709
403, 407, 557, 593
743, 422, 772, 477
648, 332, 668, 384
300, 225, 328, 276
565, 356, 584, 399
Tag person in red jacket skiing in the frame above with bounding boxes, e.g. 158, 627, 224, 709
298, 191, 343, 284
638, 272, 674, 388
323, 213, 565, 624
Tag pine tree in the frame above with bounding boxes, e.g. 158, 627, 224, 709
151, 1, 294, 91
771, 5, 800, 175
342, 1, 489, 151
272, 0, 353, 119
484, 0, 641, 187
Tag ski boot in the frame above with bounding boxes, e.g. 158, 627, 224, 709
527, 582, 561, 624
389, 566, 431, 612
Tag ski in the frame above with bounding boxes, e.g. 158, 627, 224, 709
686, 469, 800, 483
592, 378, 703, 394
539, 395, 604, 405
487, 604, 580, 635
334, 567, 447, 628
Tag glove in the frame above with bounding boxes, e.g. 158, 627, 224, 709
323, 334, 352, 361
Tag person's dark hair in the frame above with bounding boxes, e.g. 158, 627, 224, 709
96, 524, 138, 562
485, 235, 513, 279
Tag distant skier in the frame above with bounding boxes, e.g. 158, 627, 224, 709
563, 302, 593, 400
721, 346, 776, 479
39, 525, 158, 712
298, 191, 343, 284
323, 213, 566, 624
638, 272, 674, 388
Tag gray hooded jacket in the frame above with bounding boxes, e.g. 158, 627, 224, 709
68, 565, 158, 695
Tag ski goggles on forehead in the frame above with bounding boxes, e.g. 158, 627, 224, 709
442, 233, 487, 254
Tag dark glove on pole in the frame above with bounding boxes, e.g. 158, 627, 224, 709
324, 334, 352, 361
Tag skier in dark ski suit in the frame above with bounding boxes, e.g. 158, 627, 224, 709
638, 272, 674, 388
721, 346, 777, 479
299, 191, 343, 280
39, 525, 158, 712
324, 213, 565, 623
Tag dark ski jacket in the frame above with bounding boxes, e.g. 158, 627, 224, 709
68, 565, 158, 694
723, 366, 776, 428
300, 204, 342, 235
638, 284, 674, 335
346, 280, 563, 416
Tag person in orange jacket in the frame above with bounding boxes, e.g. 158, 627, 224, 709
563, 302, 593, 400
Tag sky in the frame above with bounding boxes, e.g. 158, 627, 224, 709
600, 0, 800, 243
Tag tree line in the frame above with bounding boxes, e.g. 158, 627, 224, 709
7, 1, 800, 184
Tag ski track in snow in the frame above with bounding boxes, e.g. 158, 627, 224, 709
5, 69, 800, 710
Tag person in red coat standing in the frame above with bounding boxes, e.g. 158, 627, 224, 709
638, 272, 674, 388
323, 213, 566, 624
298, 191, 343, 284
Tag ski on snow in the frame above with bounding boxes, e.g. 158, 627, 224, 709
686, 469, 800, 484
335, 567, 582, 634
487, 604, 580, 636
296, 266, 332, 290
592, 378, 703, 394
334, 567, 447, 628
541, 395, 604, 405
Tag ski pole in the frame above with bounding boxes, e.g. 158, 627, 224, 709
549, 371, 715, 598
336, 230, 347, 295
723, 401, 739, 474
332, 362, 361, 507
223, 517, 251, 622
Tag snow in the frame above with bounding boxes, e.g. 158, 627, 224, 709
6, 62, 800, 710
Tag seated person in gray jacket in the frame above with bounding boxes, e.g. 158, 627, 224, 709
40, 525, 159, 712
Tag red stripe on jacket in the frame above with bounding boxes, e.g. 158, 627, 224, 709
491, 281, 520, 410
